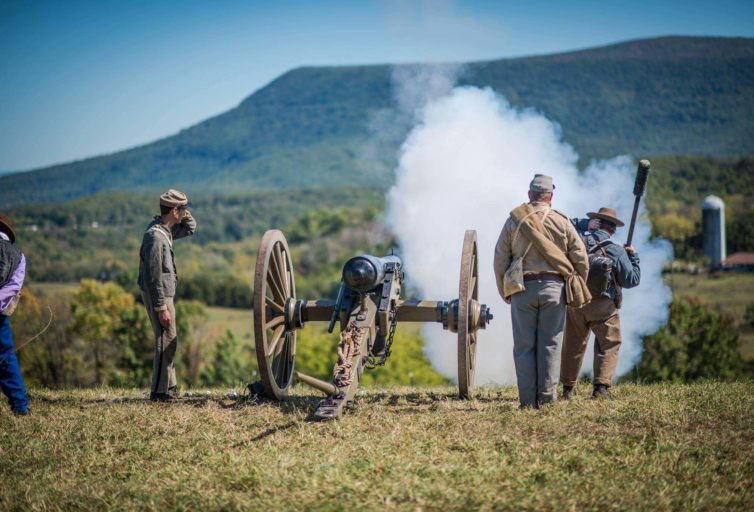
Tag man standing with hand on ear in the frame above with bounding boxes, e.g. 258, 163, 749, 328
138, 190, 196, 402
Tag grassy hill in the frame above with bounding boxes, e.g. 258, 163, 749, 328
2, 36, 753, 207
2, 382, 752, 510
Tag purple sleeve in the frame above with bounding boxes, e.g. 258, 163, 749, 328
0, 253, 25, 312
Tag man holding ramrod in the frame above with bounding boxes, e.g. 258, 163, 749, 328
561, 207, 640, 399
138, 190, 196, 402
494, 174, 590, 408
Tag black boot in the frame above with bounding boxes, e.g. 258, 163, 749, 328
562, 385, 576, 400
592, 384, 611, 399
150, 392, 178, 402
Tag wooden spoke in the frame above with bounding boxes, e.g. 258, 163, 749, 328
266, 272, 286, 304
266, 325, 286, 358
274, 244, 290, 297
271, 244, 289, 298
276, 332, 290, 358
254, 230, 297, 400
457, 230, 478, 399
266, 315, 284, 331
266, 297, 285, 314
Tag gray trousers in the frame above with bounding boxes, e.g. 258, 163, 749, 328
510, 279, 566, 407
142, 293, 178, 394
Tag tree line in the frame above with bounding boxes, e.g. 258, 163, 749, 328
12, 280, 751, 390
13, 279, 449, 390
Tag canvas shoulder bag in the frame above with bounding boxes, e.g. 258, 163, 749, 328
503, 208, 551, 298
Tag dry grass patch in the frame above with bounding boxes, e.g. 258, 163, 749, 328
1, 382, 752, 511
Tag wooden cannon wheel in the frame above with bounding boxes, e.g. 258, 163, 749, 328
457, 230, 479, 399
253, 230, 297, 400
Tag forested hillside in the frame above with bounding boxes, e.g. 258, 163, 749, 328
8, 155, 752, 294
2, 36, 752, 206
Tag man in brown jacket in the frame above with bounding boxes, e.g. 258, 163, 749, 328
494, 174, 589, 408
561, 207, 641, 399
138, 189, 196, 402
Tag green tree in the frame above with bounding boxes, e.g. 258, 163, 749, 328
633, 297, 744, 382
68, 280, 144, 386
175, 300, 209, 387
651, 212, 696, 259
727, 206, 754, 253
201, 330, 246, 387
110, 299, 153, 387
745, 302, 754, 329
14, 290, 78, 388
293, 325, 448, 387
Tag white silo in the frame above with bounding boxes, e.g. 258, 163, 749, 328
702, 195, 726, 268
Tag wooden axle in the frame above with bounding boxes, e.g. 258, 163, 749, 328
300, 299, 445, 323
296, 298, 490, 333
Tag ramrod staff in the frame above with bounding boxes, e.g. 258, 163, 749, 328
626, 159, 651, 247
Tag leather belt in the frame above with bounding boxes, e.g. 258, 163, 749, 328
523, 273, 564, 282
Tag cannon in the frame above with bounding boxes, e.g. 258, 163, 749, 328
252, 229, 493, 419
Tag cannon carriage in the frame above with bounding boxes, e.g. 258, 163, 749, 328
252, 229, 492, 419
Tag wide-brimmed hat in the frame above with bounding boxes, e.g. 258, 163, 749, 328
159, 189, 189, 208
0, 214, 16, 243
587, 207, 625, 227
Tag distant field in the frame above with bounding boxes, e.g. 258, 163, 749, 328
206, 306, 253, 342
28, 281, 78, 296
666, 272, 754, 316
2, 382, 752, 510
665, 272, 754, 358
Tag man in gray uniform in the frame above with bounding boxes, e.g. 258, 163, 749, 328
561, 207, 640, 399
494, 175, 589, 408
138, 189, 196, 402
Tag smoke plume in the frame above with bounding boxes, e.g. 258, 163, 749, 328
386, 68, 672, 385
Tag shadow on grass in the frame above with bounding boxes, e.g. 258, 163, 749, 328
351, 390, 519, 415
40, 388, 520, 418
234, 393, 324, 417
56, 389, 327, 421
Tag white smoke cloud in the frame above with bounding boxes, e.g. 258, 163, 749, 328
386, 71, 672, 385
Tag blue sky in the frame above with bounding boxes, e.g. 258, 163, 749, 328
1, 0, 753, 171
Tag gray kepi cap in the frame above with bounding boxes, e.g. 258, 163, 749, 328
529, 174, 555, 193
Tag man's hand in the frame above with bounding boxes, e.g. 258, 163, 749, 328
624, 245, 636, 254
587, 218, 601, 231
158, 309, 172, 328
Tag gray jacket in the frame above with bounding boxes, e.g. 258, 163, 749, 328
137, 213, 196, 311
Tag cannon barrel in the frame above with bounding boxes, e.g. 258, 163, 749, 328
253, 228, 488, 414
342, 254, 402, 293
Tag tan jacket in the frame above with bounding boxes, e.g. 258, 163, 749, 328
494, 202, 588, 298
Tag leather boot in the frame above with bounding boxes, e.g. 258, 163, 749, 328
592, 384, 611, 399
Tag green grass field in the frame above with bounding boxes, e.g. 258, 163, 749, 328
666, 272, 754, 317
665, 272, 754, 359
1, 382, 752, 510
206, 306, 253, 342
27, 281, 78, 296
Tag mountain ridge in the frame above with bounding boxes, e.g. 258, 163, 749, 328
2, 35, 753, 207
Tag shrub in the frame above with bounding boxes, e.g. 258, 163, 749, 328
632, 297, 745, 382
